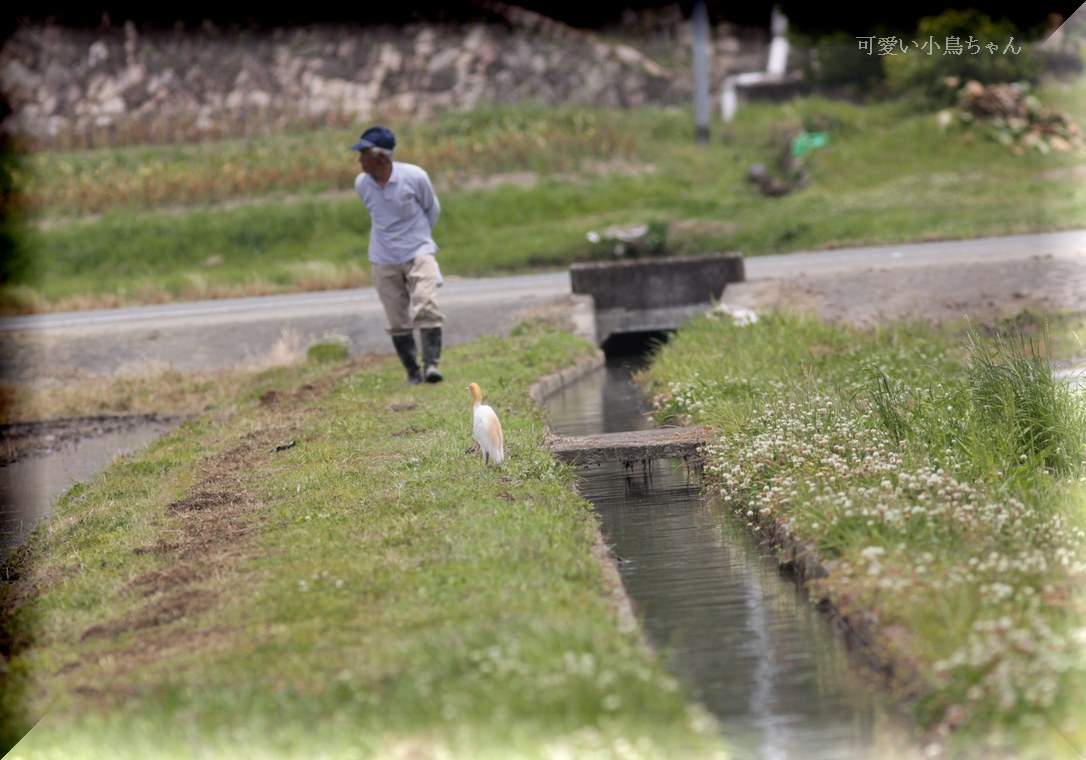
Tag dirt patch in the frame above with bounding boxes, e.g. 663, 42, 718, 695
60, 422, 296, 706
257, 355, 382, 411
80, 588, 217, 641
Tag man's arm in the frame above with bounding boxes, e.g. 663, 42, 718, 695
416, 171, 441, 230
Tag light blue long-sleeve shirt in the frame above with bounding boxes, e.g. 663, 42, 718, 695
355, 161, 441, 265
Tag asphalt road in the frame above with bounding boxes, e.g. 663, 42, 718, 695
0, 271, 571, 383
740, 228, 1086, 278
2, 228, 1084, 383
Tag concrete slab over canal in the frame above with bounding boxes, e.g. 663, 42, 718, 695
544, 425, 712, 466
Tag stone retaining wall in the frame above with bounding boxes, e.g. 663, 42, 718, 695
1, 3, 772, 149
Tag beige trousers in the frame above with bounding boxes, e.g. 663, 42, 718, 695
372, 254, 444, 336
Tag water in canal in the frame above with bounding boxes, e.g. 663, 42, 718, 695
545, 354, 921, 760
0, 419, 180, 549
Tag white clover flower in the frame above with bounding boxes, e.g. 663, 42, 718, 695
861, 546, 886, 560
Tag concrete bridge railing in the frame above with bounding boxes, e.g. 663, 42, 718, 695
569, 252, 745, 348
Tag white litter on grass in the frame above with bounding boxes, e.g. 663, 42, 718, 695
710, 302, 760, 326
585, 224, 649, 245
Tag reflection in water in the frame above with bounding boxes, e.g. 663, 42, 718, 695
0, 422, 178, 548
545, 355, 656, 436
547, 357, 918, 759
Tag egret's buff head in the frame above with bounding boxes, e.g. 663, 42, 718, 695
467, 382, 483, 404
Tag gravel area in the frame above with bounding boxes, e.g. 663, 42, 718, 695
721, 249, 1086, 329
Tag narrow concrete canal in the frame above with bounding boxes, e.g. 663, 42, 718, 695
544, 353, 922, 759
0, 417, 183, 548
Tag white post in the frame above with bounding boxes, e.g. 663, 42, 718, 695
721, 78, 738, 123
766, 4, 789, 76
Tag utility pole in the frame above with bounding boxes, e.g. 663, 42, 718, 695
692, 0, 711, 143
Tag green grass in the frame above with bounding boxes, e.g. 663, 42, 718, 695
0, 321, 729, 758
7, 78, 1086, 313
638, 310, 1086, 757
14, 105, 636, 218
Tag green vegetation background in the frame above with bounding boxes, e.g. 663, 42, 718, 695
6, 73, 1086, 313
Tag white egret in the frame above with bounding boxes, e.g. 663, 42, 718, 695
467, 382, 504, 466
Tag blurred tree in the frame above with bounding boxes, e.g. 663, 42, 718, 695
794, 30, 888, 101
881, 9, 1044, 105
0, 98, 34, 292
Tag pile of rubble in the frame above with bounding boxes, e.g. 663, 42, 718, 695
944, 79, 1084, 154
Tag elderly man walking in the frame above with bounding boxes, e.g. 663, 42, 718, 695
351, 125, 445, 384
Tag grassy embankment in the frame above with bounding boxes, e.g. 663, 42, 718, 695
6, 74, 1086, 314
0, 320, 730, 759
639, 310, 1086, 758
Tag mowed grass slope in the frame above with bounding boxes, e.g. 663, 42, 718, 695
0, 322, 728, 758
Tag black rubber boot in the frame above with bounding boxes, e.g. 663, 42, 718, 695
420, 327, 443, 383
391, 334, 422, 385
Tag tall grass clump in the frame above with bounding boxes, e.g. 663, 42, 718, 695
963, 327, 1086, 481
858, 323, 1086, 489
640, 309, 1086, 757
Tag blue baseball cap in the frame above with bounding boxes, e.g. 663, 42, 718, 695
350, 126, 396, 151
